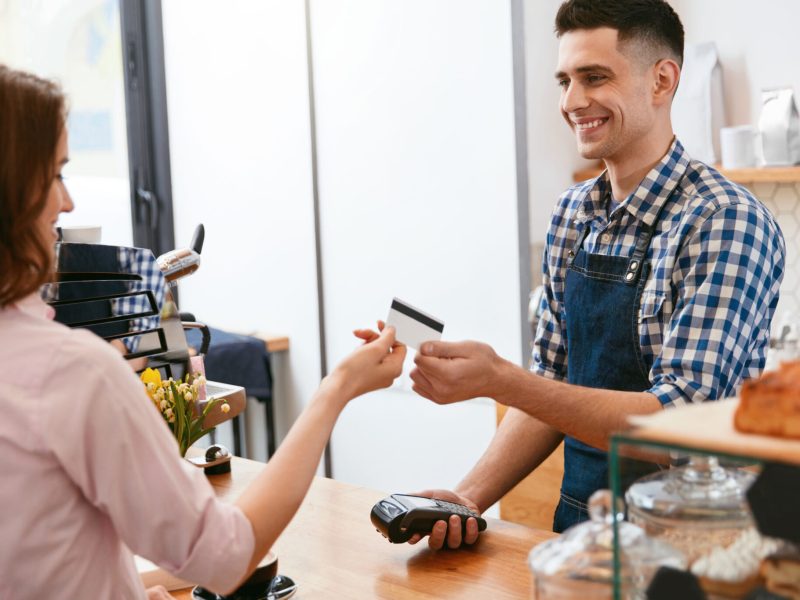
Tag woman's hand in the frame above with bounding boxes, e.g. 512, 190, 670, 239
146, 585, 176, 600
326, 325, 406, 400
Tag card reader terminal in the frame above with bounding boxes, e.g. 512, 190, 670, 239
370, 494, 487, 543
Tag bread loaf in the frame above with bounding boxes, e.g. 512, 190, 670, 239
735, 361, 800, 439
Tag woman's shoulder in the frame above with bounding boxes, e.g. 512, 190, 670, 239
0, 305, 124, 390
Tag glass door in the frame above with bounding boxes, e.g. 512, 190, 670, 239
0, 0, 134, 247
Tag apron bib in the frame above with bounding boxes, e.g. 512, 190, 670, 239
553, 192, 673, 533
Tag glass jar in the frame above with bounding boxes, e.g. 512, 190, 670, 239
528, 490, 685, 599
625, 455, 755, 565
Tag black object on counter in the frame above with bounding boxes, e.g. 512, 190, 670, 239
192, 574, 297, 600
746, 462, 800, 544
646, 566, 706, 600
185, 445, 232, 475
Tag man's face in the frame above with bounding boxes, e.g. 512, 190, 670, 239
556, 27, 655, 162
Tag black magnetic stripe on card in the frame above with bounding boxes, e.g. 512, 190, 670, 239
390, 300, 444, 333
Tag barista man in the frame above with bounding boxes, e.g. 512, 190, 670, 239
384, 0, 785, 542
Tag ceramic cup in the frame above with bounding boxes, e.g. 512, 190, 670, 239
720, 125, 758, 169
59, 225, 102, 243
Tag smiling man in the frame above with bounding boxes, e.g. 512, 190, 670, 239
401, 0, 786, 544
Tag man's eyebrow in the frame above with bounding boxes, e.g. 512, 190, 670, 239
554, 64, 614, 79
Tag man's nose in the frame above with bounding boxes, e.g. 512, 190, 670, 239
561, 82, 589, 114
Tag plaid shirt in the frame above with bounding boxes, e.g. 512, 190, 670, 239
113, 246, 166, 351
532, 138, 785, 407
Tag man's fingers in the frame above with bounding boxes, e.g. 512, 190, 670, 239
464, 517, 479, 545
446, 514, 462, 549
408, 533, 423, 545
410, 368, 436, 400
428, 520, 447, 550
418, 340, 470, 359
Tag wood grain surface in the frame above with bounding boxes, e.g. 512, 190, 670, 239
171, 455, 556, 599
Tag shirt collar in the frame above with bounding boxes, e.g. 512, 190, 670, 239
14, 293, 55, 321
576, 138, 691, 227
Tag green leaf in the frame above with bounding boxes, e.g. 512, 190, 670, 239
201, 397, 221, 419
190, 426, 217, 447
171, 381, 186, 450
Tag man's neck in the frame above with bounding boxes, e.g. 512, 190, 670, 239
603, 133, 675, 202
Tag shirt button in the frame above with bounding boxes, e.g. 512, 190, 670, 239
601, 233, 611, 243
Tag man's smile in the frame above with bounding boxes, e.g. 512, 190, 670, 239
571, 116, 609, 133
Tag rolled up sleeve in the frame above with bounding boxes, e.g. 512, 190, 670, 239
647, 202, 784, 408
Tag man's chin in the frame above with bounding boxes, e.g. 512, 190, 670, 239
576, 142, 607, 161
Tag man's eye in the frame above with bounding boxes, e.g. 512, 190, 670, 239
557, 79, 569, 88
586, 74, 606, 85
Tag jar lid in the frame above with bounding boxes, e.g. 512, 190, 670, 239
528, 490, 685, 585
625, 456, 755, 526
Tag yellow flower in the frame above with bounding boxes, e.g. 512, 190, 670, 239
221, 403, 230, 414
140, 368, 162, 387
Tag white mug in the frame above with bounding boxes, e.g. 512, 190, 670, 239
59, 225, 102, 243
720, 125, 758, 169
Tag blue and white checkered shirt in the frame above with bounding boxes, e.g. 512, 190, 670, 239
532, 138, 786, 407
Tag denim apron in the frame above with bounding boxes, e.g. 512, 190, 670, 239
552, 193, 672, 533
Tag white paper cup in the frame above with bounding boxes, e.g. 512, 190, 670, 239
720, 125, 757, 169
59, 225, 102, 243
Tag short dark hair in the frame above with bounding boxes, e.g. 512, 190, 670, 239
0, 65, 66, 307
555, 0, 684, 67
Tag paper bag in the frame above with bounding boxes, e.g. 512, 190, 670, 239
672, 41, 727, 164
759, 87, 800, 166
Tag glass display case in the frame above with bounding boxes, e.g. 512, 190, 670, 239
608, 399, 800, 600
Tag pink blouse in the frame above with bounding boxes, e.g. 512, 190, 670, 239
0, 295, 254, 599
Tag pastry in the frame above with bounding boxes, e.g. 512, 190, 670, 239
691, 529, 782, 598
736, 360, 800, 439
761, 551, 800, 599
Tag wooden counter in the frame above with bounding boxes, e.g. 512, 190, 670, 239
170, 455, 556, 599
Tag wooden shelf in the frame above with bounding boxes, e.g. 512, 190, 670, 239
231, 331, 289, 353
622, 399, 800, 465
574, 163, 800, 184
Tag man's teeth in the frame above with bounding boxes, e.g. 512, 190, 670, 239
576, 119, 606, 130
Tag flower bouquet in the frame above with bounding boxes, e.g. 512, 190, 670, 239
140, 368, 230, 456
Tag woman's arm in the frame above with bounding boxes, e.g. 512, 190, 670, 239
230, 326, 405, 591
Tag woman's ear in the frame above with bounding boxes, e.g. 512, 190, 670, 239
653, 58, 681, 106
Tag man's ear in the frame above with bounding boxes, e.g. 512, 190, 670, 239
652, 58, 681, 105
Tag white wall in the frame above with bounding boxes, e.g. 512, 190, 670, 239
523, 0, 592, 247
162, 0, 322, 443
672, 0, 800, 128
161, 2, 528, 504
311, 1, 525, 508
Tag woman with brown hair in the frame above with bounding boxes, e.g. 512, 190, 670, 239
0, 65, 406, 599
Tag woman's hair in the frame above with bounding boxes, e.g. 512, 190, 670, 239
0, 65, 67, 307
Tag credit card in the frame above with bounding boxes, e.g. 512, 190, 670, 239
385, 297, 444, 350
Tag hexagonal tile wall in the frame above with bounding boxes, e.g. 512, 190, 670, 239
745, 181, 800, 334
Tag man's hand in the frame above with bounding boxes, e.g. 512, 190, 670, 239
411, 341, 508, 404
146, 586, 176, 600
406, 489, 483, 550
